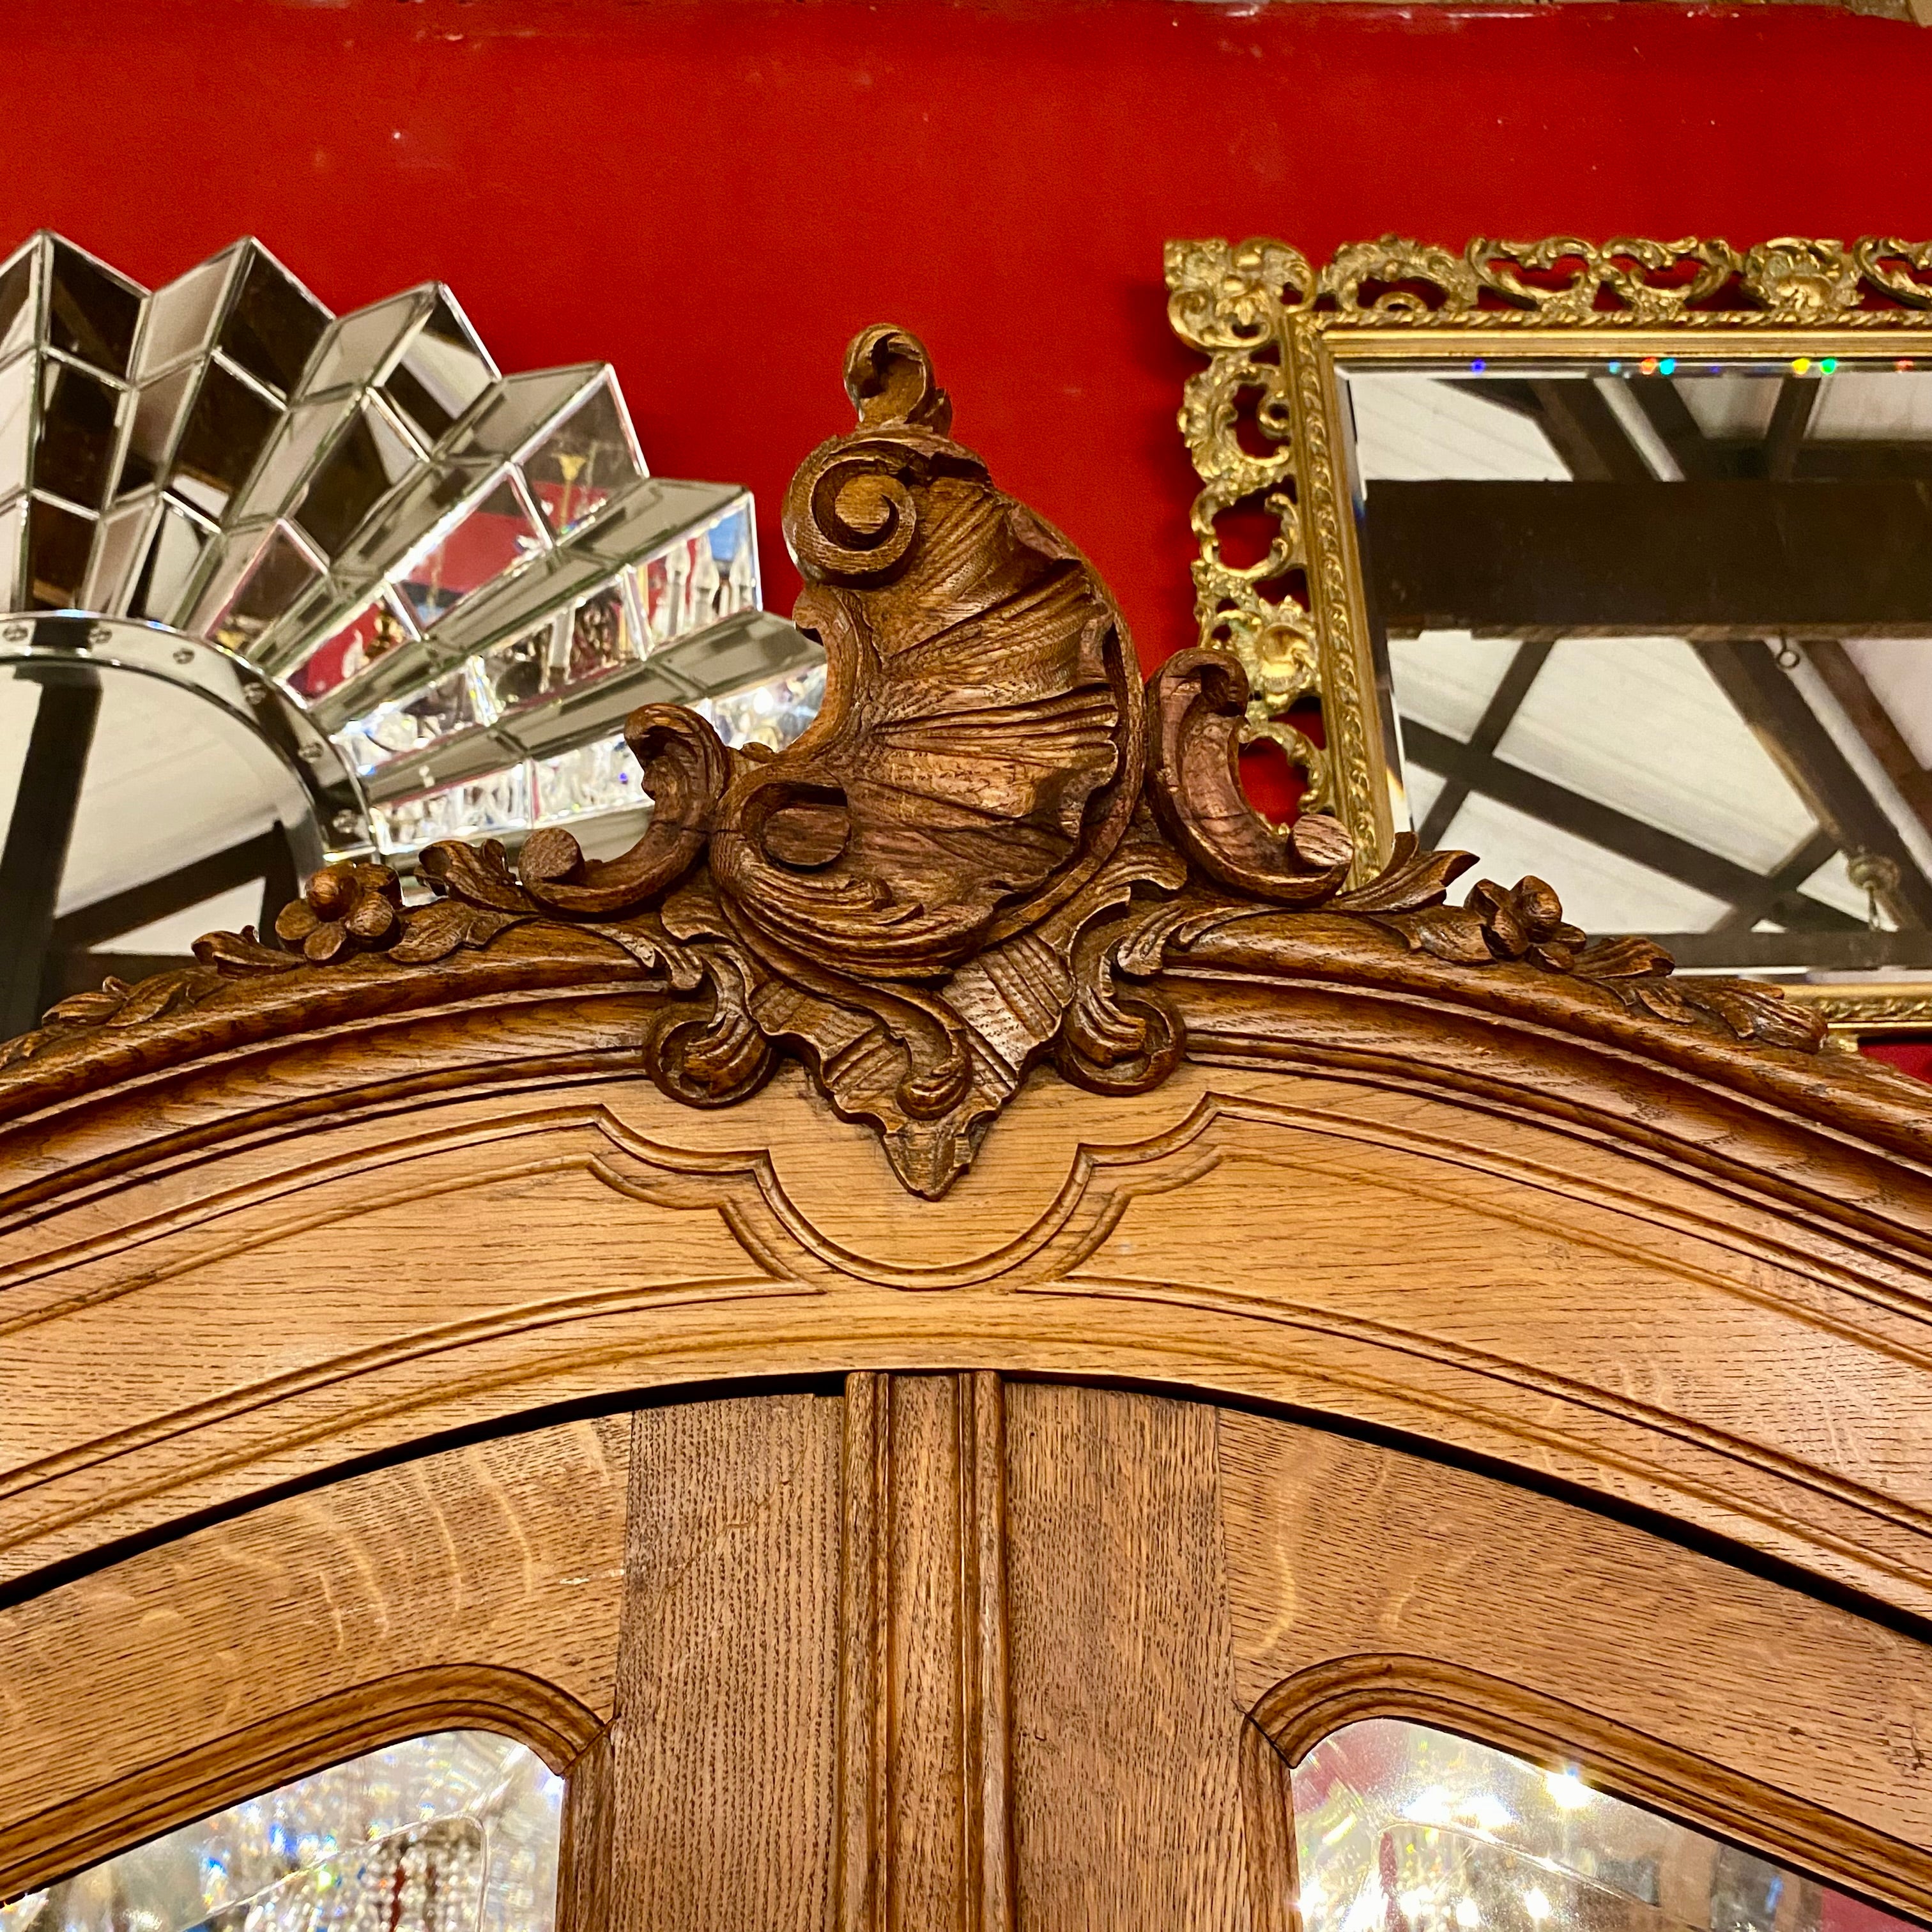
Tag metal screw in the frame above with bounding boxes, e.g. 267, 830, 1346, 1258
86, 622, 112, 648
172, 647, 194, 666
332, 810, 362, 837
1, 622, 29, 645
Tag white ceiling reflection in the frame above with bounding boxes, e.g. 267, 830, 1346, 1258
1353, 362, 1932, 966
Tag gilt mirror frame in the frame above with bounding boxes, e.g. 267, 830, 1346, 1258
1167, 234, 1932, 1041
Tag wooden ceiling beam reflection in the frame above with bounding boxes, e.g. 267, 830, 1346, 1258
1367, 479, 1932, 632
1399, 717, 1859, 924
1524, 378, 1653, 482
0, 665, 100, 1043
1764, 376, 1824, 482
1798, 637, 1932, 844
1625, 378, 1721, 480
49, 825, 298, 956
1413, 638, 1553, 850
1696, 639, 1932, 930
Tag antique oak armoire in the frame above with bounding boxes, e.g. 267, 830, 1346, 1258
4, 328, 1932, 1931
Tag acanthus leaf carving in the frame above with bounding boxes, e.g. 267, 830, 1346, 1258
3, 324, 1833, 1185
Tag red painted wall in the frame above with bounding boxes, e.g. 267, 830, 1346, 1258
9, 0, 1932, 666
6, 0, 1928, 1070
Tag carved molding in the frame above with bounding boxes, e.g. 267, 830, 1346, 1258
0, 1666, 603, 1908
0, 323, 1854, 1196
837, 1371, 1014, 1932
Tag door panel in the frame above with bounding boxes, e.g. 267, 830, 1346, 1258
1003, 1382, 1257, 1932
1290, 1717, 1918, 1932
6, 1732, 565, 1932
0, 1414, 626, 1901
1218, 1406, 1932, 1913
592, 1390, 842, 1932
6, 1381, 1932, 1929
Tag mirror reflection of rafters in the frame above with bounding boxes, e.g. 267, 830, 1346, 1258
1343, 360, 1932, 979
0, 233, 825, 1040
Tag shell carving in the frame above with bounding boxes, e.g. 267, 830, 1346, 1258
710, 326, 1143, 979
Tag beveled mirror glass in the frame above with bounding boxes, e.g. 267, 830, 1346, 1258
1169, 235, 1932, 1039
1294, 1718, 1915, 1932
0, 1731, 562, 1932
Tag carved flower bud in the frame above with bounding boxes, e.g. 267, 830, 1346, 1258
275, 862, 404, 963
1467, 874, 1585, 972
305, 865, 357, 921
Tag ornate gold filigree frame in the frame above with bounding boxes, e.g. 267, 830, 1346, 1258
1167, 235, 1932, 1041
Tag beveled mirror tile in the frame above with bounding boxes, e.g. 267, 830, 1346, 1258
134, 254, 231, 381
234, 399, 343, 523
304, 291, 427, 399
26, 494, 96, 609
289, 594, 415, 703
440, 365, 600, 466
168, 360, 280, 519
116, 363, 197, 499
522, 374, 643, 538
45, 238, 142, 379
34, 360, 120, 511
393, 472, 544, 629
0, 353, 34, 504
289, 397, 422, 558
0, 247, 36, 366
380, 288, 494, 445
129, 499, 214, 626
218, 243, 330, 398
204, 522, 325, 650
80, 494, 154, 613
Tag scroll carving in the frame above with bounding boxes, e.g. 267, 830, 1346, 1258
0, 325, 1834, 1195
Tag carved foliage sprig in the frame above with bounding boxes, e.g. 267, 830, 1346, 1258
0, 928, 300, 1070
1144, 648, 1827, 1054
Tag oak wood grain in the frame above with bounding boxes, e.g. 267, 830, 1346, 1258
555, 1721, 618, 1932
602, 1390, 843, 1932
837, 1372, 1014, 1932
8, 1047, 1932, 1630
0, 1414, 628, 1902
1002, 1382, 1254, 1932
1216, 1408, 1932, 1919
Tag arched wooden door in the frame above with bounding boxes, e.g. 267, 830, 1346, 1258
5, 326, 1932, 1931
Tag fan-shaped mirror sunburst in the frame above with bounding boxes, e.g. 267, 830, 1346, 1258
0, 231, 822, 1034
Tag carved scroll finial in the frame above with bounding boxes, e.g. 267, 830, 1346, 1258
1147, 648, 1354, 903
844, 325, 954, 435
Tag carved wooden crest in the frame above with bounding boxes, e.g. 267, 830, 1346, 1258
0, 327, 1830, 1195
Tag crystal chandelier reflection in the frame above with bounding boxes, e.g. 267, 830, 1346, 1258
1291, 1718, 1912, 1932
0, 1731, 562, 1932
0, 230, 823, 869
